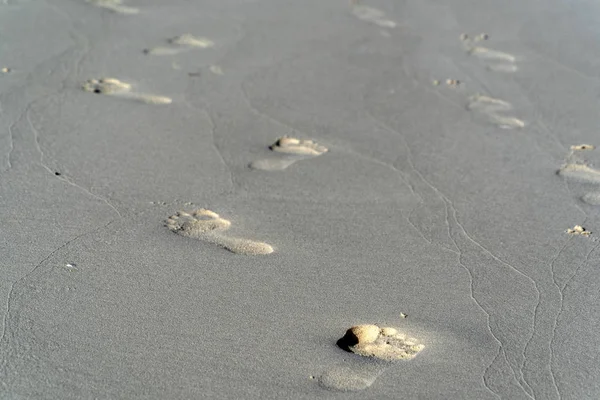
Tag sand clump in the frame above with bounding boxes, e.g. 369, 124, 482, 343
337, 324, 424, 361
566, 225, 591, 236
166, 209, 274, 255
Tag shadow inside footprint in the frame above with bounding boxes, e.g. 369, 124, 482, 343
249, 136, 328, 171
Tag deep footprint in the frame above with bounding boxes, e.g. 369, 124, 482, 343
86, 0, 139, 15
166, 209, 274, 255
144, 34, 214, 56
320, 324, 424, 392
82, 78, 172, 105
249, 137, 328, 171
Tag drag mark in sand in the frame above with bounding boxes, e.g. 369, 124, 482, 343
319, 324, 424, 391
166, 209, 273, 255
144, 34, 214, 56
351, 4, 397, 29
461, 34, 518, 73
467, 94, 525, 129
249, 136, 328, 171
82, 78, 172, 105
86, 0, 139, 15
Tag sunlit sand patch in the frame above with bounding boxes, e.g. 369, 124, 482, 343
320, 324, 424, 392
582, 192, 600, 205
82, 78, 172, 105
566, 225, 591, 236
249, 136, 328, 171
144, 34, 214, 56
166, 209, 274, 255
558, 163, 600, 184
351, 5, 397, 28
461, 34, 517, 73
467, 94, 524, 129
86, 0, 139, 15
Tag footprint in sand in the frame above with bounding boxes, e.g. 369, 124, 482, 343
351, 4, 397, 29
82, 78, 172, 105
461, 33, 517, 73
319, 324, 424, 392
466, 94, 524, 129
166, 209, 274, 255
144, 34, 214, 56
582, 192, 600, 205
86, 0, 139, 15
249, 137, 328, 171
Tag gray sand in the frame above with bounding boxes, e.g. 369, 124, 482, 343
2, 0, 600, 398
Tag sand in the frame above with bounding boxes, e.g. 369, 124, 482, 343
1, 0, 600, 398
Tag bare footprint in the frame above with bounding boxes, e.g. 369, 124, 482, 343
582, 192, 600, 205
86, 0, 139, 15
461, 34, 517, 72
166, 209, 274, 255
82, 78, 172, 105
351, 5, 397, 29
467, 94, 524, 129
249, 137, 328, 171
319, 324, 424, 392
558, 163, 600, 184
144, 34, 214, 56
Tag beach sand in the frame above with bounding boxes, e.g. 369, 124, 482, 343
1, 0, 600, 398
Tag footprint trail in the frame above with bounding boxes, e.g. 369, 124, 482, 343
82, 78, 172, 105
249, 137, 328, 171
166, 209, 274, 255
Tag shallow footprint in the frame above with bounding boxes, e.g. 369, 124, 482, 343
249, 137, 328, 171
351, 4, 397, 29
166, 209, 274, 255
319, 324, 424, 392
82, 78, 172, 105
461, 34, 517, 72
467, 94, 524, 129
86, 0, 139, 15
144, 34, 214, 56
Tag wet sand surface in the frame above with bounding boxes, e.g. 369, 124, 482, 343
1, 0, 600, 398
